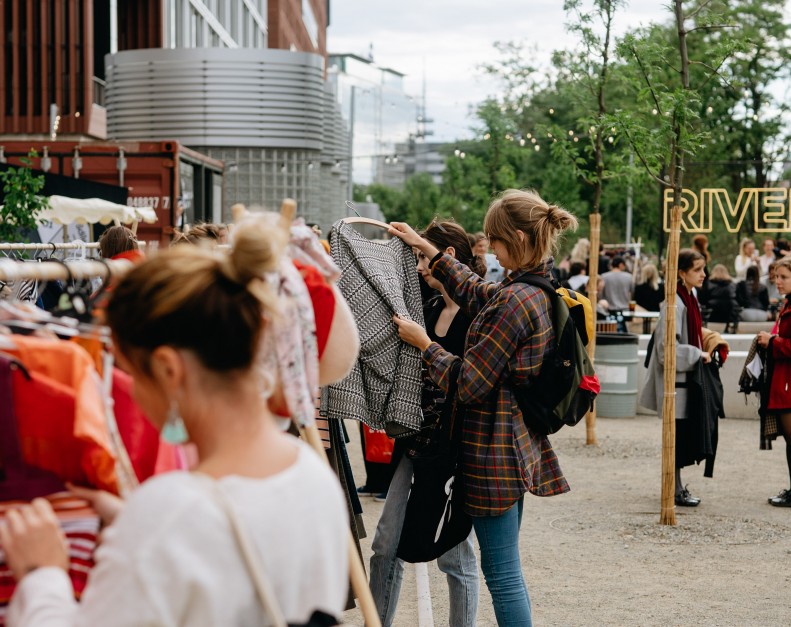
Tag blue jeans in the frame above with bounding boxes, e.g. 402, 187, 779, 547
369, 455, 479, 626
472, 498, 532, 626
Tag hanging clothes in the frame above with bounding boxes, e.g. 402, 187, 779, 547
0, 354, 101, 626
288, 219, 342, 283
326, 221, 424, 437
3, 335, 119, 493
261, 258, 321, 429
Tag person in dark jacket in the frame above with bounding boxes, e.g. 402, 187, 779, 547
700, 264, 738, 324
757, 257, 791, 506
633, 263, 664, 312
736, 265, 771, 322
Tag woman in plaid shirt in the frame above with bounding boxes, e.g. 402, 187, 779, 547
391, 189, 577, 627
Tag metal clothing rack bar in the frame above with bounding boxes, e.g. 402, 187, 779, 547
0, 242, 100, 251
0, 258, 132, 282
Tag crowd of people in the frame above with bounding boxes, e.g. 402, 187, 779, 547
3, 193, 791, 627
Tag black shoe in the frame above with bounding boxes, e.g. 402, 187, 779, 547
356, 485, 376, 497
675, 486, 701, 507
769, 489, 791, 507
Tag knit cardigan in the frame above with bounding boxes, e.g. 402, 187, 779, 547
325, 221, 424, 437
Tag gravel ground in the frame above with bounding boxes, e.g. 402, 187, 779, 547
342, 415, 791, 626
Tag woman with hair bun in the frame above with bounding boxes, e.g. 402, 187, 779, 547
0, 220, 350, 626
389, 189, 578, 626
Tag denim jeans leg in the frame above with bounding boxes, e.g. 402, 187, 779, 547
436, 529, 479, 626
472, 498, 532, 627
369, 455, 413, 626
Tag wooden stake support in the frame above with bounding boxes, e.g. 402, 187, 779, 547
660, 205, 682, 526
301, 425, 381, 627
585, 212, 601, 446
280, 198, 381, 626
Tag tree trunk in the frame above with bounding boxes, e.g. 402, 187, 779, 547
586, 212, 601, 446
660, 204, 681, 526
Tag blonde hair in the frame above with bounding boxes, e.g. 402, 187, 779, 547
739, 237, 755, 257
483, 189, 578, 270
106, 218, 285, 374
640, 263, 660, 290
774, 256, 791, 275
569, 238, 590, 264
171, 223, 226, 247
709, 263, 732, 282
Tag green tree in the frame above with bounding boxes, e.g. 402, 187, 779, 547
0, 151, 47, 243
612, 0, 744, 525
353, 182, 404, 221
401, 173, 445, 227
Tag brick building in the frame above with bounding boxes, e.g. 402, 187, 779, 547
1, 1, 347, 231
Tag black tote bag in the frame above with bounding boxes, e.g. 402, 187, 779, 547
396, 389, 472, 563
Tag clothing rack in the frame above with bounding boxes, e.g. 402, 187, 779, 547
1, 198, 383, 626
0, 258, 131, 282
0, 242, 100, 251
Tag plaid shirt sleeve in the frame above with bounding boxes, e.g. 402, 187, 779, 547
424, 285, 551, 404
431, 253, 499, 320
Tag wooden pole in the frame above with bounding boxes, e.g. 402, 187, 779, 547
585, 212, 601, 446
301, 425, 382, 627
660, 205, 681, 526
279, 198, 381, 627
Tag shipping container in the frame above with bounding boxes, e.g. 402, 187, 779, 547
0, 140, 224, 247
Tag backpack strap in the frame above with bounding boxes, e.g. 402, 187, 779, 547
508, 272, 560, 305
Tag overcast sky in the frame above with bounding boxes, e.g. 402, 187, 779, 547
327, 1, 675, 141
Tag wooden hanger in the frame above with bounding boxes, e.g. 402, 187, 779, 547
341, 216, 392, 230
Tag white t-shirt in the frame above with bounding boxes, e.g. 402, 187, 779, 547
567, 274, 589, 291
758, 253, 775, 279
8, 441, 349, 627
734, 254, 757, 281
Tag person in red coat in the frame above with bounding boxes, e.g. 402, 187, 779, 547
757, 256, 791, 506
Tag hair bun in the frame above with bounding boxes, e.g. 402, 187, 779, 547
227, 215, 287, 285
547, 204, 577, 231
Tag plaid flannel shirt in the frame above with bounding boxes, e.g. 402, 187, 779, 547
423, 254, 570, 517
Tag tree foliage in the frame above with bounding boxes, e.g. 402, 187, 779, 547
0, 151, 47, 243
355, 0, 791, 265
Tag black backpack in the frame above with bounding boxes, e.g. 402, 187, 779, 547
509, 274, 600, 435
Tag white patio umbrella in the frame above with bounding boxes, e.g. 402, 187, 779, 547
36, 195, 157, 226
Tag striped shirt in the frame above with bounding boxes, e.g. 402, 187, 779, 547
424, 254, 570, 516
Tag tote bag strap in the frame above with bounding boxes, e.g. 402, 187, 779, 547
207, 480, 288, 627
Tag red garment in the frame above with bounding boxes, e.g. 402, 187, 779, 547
112, 368, 189, 478
111, 249, 146, 263
112, 369, 160, 482
0, 495, 99, 625
8, 337, 118, 493
293, 260, 335, 357
768, 298, 791, 410
677, 282, 703, 349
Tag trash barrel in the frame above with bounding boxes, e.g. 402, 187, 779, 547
594, 333, 639, 418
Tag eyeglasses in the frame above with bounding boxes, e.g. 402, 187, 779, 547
427, 218, 448, 234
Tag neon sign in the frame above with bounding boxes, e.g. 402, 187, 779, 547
663, 187, 791, 233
